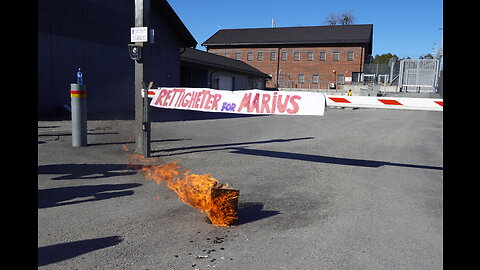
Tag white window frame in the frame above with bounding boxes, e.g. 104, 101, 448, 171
270, 51, 276, 61
257, 51, 264, 61
294, 52, 301, 61
320, 51, 326, 61
348, 51, 354, 61
333, 51, 339, 61
307, 51, 314, 61
298, 73, 305, 83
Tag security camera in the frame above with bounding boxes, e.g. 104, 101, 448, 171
128, 44, 142, 62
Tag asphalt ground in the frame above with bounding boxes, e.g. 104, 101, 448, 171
38, 107, 443, 269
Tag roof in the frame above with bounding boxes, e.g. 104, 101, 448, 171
155, 0, 197, 48
180, 48, 270, 78
202, 24, 373, 48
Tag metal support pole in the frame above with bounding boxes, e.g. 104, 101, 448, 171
134, 59, 145, 155
70, 83, 87, 147
141, 81, 151, 157
276, 48, 281, 88
134, 0, 151, 157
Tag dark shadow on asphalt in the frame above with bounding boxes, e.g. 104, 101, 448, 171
38, 125, 61, 129
37, 131, 119, 145
38, 131, 119, 137
38, 164, 141, 180
230, 147, 443, 171
38, 107, 265, 122
237, 202, 281, 225
38, 183, 142, 209
149, 108, 266, 122
88, 138, 191, 147
38, 236, 123, 267
37, 131, 190, 146
150, 137, 315, 157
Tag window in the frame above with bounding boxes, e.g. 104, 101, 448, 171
312, 74, 319, 84
247, 52, 253, 61
307, 51, 313, 61
281, 51, 288, 61
294, 52, 301, 61
270, 51, 276, 61
348, 51, 354, 61
337, 74, 345, 85
298, 73, 304, 83
257, 51, 264, 61
333, 51, 339, 61
236, 52, 241, 60
320, 51, 326, 61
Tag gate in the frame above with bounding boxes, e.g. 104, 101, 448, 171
398, 59, 440, 93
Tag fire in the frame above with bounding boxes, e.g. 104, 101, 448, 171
125, 149, 238, 226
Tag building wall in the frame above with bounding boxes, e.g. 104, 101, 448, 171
208, 45, 366, 89
38, 0, 185, 117
145, 0, 185, 89
208, 70, 265, 90
180, 63, 266, 90
38, 0, 135, 116
180, 66, 209, 88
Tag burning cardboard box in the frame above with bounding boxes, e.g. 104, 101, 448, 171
127, 154, 239, 226
209, 186, 239, 226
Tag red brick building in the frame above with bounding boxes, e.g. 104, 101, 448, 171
202, 24, 373, 89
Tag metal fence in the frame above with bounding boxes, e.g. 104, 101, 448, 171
275, 59, 441, 94
363, 61, 401, 85
398, 59, 440, 92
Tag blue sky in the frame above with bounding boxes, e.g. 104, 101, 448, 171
168, 0, 443, 59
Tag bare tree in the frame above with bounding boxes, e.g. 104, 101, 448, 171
324, 10, 355, 26
324, 13, 339, 25
338, 10, 355, 25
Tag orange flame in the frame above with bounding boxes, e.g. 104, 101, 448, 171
124, 148, 238, 226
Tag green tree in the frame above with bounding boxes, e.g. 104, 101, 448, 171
419, 53, 434, 59
372, 53, 399, 64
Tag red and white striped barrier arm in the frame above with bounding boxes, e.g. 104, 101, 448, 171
142, 88, 158, 98
325, 95, 443, 111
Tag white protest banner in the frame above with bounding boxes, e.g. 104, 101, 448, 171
149, 88, 326, 116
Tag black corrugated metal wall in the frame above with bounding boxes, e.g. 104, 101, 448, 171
38, 0, 136, 117
38, 0, 188, 119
